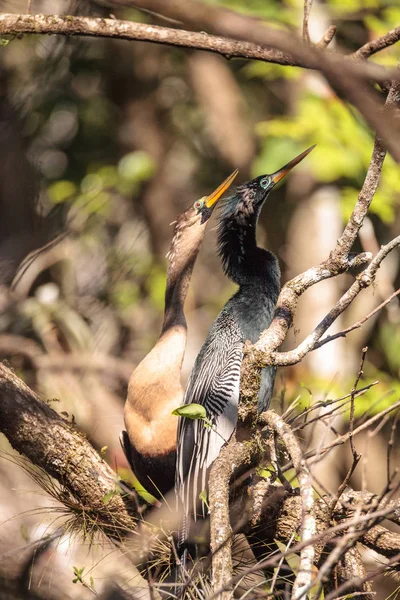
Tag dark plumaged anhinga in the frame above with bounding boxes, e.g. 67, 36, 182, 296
176, 146, 315, 549
120, 170, 238, 498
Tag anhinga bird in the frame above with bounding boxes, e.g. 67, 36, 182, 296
120, 170, 238, 498
176, 146, 315, 542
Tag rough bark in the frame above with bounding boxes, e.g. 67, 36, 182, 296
0, 363, 137, 538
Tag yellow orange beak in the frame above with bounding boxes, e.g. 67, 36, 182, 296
205, 169, 239, 208
270, 145, 315, 185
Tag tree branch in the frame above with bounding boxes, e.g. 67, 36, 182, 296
354, 25, 400, 59
259, 411, 316, 598
0, 362, 137, 538
208, 436, 261, 598
314, 287, 400, 349
302, 0, 313, 44
0, 13, 297, 67
0, 12, 394, 79
270, 235, 400, 367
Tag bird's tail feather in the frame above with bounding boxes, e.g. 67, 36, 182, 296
175, 513, 189, 598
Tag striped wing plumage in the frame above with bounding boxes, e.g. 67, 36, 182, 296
176, 311, 243, 529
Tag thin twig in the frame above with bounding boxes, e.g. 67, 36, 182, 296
315, 25, 337, 49
349, 348, 367, 462
302, 0, 313, 44
387, 411, 400, 484
315, 288, 400, 349
283, 398, 400, 471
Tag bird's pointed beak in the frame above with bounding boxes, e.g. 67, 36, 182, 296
270, 145, 315, 185
205, 169, 239, 208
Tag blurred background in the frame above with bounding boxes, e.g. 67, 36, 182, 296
0, 0, 399, 598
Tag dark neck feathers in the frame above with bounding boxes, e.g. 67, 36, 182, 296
217, 194, 280, 297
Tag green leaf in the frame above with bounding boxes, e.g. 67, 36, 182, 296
72, 566, 85, 584
199, 490, 209, 509
275, 539, 300, 574
172, 403, 207, 420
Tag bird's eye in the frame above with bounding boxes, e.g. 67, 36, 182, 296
260, 177, 270, 189
193, 199, 205, 210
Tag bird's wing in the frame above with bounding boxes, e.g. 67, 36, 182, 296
176, 312, 243, 521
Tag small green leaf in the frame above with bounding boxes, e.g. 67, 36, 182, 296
172, 403, 207, 420
275, 540, 300, 574
72, 566, 85, 584
199, 490, 209, 509
100, 446, 108, 455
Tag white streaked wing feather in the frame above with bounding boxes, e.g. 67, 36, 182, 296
176, 312, 243, 520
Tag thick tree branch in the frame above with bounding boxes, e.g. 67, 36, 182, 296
246, 484, 400, 561
209, 436, 261, 598
0, 13, 296, 67
0, 362, 137, 538
0, 12, 394, 79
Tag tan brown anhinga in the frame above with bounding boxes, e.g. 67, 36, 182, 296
120, 171, 238, 498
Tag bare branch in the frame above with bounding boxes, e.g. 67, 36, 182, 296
336, 490, 400, 528
259, 411, 316, 598
315, 25, 337, 49
208, 437, 260, 598
0, 13, 298, 67
324, 549, 400, 600
354, 25, 400, 59
335, 546, 373, 599
247, 166, 400, 370
302, 0, 313, 44
314, 287, 400, 349
283, 398, 400, 471
0, 12, 393, 82
0, 363, 137, 538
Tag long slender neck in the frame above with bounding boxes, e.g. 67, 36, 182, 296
161, 258, 195, 334
218, 207, 280, 298
161, 215, 205, 335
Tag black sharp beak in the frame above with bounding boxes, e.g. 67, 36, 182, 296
270, 145, 315, 185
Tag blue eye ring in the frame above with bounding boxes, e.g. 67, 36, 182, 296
260, 177, 270, 189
